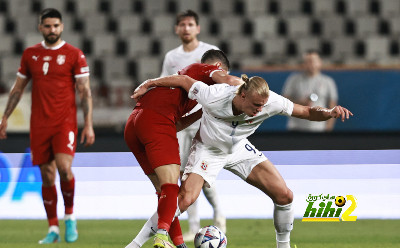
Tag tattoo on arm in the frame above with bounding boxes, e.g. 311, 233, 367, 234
4, 90, 23, 118
76, 77, 93, 123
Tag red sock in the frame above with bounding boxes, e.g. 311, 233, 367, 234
60, 177, 75, 214
170, 217, 184, 245
42, 185, 58, 226
157, 183, 179, 231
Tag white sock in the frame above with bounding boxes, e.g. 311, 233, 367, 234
64, 214, 75, 221
125, 240, 141, 248
132, 211, 158, 246
48, 225, 60, 234
273, 203, 294, 248
186, 199, 200, 234
202, 185, 223, 219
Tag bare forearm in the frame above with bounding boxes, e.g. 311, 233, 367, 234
308, 106, 332, 121
77, 77, 93, 127
143, 75, 195, 92
3, 89, 23, 119
176, 109, 202, 132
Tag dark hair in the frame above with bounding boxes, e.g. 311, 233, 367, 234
201, 49, 230, 71
39, 8, 62, 24
176, 9, 199, 25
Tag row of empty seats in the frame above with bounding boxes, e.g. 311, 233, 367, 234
1, 12, 400, 39
2, 0, 400, 18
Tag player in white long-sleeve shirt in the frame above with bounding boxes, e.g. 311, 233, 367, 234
133, 74, 353, 248
160, 10, 225, 241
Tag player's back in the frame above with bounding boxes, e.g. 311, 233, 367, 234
136, 63, 222, 123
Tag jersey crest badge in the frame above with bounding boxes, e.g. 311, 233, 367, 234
201, 161, 208, 170
57, 55, 66, 65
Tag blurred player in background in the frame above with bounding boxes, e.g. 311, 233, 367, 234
282, 50, 338, 132
133, 74, 353, 248
124, 50, 242, 248
160, 9, 226, 241
0, 8, 95, 244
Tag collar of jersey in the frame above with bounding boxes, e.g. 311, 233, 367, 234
41, 40, 66, 50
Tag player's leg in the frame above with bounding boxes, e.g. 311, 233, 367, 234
39, 160, 61, 244
246, 160, 294, 248
177, 128, 201, 241
202, 185, 226, 233
31, 127, 61, 244
53, 127, 78, 243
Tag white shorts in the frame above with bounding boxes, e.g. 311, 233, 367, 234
182, 138, 267, 187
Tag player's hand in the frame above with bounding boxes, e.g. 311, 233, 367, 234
330, 105, 353, 122
0, 118, 8, 139
131, 80, 150, 101
80, 125, 95, 147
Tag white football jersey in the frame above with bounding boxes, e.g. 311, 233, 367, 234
188, 81, 294, 153
160, 41, 219, 76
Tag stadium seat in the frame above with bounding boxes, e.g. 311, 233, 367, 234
107, 77, 134, 107
285, 15, 311, 38
353, 15, 379, 38
330, 36, 356, 63
0, 34, 14, 56
7, 0, 32, 17
101, 55, 129, 82
175, 0, 202, 13
152, 14, 175, 36
345, 0, 370, 17
117, 14, 142, 37
158, 36, 181, 57
260, 37, 288, 62
243, 0, 268, 16
224, 37, 254, 57
296, 37, 320, 55
23, 33, 43, 48
63, 32, 84, 49
388, 16, 400, 36
13, 15, 38, 38
379, 0, 400, 17
136, 56, 161, 82
365, 36, 390, 63
41, 0, 67, 12
311, 0, 337, 17
0, 55, 20, 87
0, 15, 5, 34
126, 35, 152, 57
252, 15, 278, 39
142, 0, 168, 15
279, 0, 302, 16
209, 0, 235, 16
81, 14, 109, 36
319, 15, 345, 38
92, 34, 116, 56
74, 0, 100, 16
109, 0, 134, 16
219, 16, 244, 38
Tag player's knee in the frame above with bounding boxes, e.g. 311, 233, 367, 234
275, 187, 293, 205
178, 192, 195, 212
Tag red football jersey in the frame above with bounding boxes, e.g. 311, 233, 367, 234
18, 41, 89, 128
136, 63, 223, 122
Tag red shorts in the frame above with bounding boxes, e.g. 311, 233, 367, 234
124, 108, 180, 175
30, 124, 77, 165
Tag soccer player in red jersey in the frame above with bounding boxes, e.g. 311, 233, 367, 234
0, 8, 95, 244
124, 50, 242, 248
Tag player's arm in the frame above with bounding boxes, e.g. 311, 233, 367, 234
132, 75, 197, 100
176, 108, 203, 132
325, 100, 338, 131
76, 76, 95, 147
291, 103, 353, 122
0, 76, 29, 139
211, 70, 243, 86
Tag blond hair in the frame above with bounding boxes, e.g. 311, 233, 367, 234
236, 74, 269, 98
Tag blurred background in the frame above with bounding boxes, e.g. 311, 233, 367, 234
0, 0, 399, 152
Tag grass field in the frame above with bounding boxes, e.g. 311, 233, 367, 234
0, 219, 399, 248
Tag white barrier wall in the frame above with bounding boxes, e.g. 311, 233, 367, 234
0, 150, 399, 219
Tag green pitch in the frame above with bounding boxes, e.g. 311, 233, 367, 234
0, 219, 399, 248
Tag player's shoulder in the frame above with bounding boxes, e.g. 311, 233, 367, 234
267, 90, 284, 103
62, 42, 83, 53
198, 41, 219, 50
165, 45, 182, 57
23, 43, 43, 53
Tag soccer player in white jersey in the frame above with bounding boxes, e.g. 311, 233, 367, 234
160, 9, 226, 241
133, 74, 353, 248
